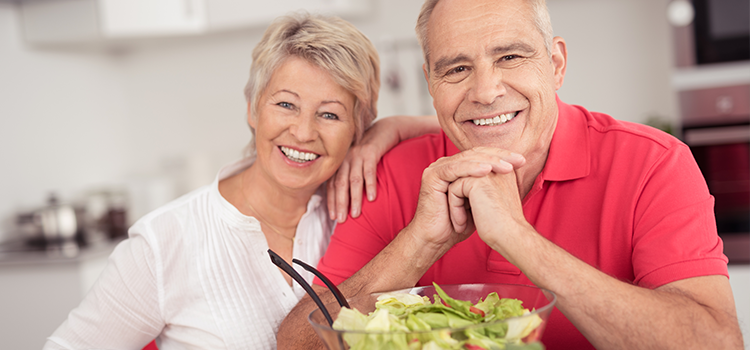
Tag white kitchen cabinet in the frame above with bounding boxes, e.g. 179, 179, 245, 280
204, 0, 371, 32
19, 0, 371, 45
98, 0, 206, 38
0, 242, 116, 350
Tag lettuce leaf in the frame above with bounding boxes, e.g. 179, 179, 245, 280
331, 283, 546, 350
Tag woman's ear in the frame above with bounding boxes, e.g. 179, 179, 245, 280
247, 103, 256, 129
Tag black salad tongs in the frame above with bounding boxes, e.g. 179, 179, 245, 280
267, 249, 350, 326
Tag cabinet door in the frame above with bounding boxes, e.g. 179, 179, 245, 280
99, 0, 207, 37
206, 0, 371, 31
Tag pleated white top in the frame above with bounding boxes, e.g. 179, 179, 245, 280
44, 157, 334, 350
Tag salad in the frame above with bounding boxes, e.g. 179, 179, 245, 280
331, 282, 545, 350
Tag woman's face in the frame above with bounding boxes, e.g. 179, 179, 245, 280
249, 56, 357, 193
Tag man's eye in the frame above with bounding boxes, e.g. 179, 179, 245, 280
322, 112, 339, 120
501, 54, 520, 61
447, 66, 468, 76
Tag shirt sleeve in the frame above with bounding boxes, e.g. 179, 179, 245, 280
632, 143, 729, 288
44, 230, 164, 349
315, 177, 401, 286
314, 136, 434, 286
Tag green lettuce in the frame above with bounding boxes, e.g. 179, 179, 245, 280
331, 282, 546, 350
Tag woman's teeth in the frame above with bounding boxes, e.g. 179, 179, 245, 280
280, 146, 319, 163
472, 112, 518, 126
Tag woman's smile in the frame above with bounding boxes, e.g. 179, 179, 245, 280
279, 146, 320, 163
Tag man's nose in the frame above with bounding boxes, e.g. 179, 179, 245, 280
289, 113, 319, 142
468, 68, 506, 105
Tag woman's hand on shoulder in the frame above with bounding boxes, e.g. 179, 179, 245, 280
327, 115, 440, 223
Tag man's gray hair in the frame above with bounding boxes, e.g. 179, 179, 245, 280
415, 0, 554, 71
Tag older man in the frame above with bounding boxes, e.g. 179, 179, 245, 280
277, 0, 744, 349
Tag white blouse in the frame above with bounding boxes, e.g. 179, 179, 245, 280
44, 157, 334, 350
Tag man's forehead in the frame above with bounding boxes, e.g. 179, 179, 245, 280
429, 0, 531, 26
426, 0, 539, 69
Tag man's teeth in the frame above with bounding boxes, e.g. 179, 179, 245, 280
472, 112, 518, 126
280, 146, 319, 163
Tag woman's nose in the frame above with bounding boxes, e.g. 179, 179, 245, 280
468, 67, 507, 105
289, 114, 319, 142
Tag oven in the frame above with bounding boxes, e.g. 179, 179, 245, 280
681, 84, 750, 264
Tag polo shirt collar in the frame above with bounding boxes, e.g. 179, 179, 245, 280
542, 95, 591, 181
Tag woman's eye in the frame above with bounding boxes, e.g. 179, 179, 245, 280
277, 101, 293, 109
321, 112, 339, 120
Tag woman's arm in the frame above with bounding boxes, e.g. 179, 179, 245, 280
43, 234, 163, 350
326, 115, 440, 222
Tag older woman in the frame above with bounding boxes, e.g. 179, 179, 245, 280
44, 13, 438, 350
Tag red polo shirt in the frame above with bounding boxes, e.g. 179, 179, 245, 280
316, 98, 728, 349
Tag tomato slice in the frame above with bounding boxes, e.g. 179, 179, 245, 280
465, 344, 487, 350
469, 306, 485, 317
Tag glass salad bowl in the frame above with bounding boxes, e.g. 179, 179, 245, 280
308, 283, 556, 350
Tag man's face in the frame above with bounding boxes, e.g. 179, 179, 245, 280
424, 0, 566, 158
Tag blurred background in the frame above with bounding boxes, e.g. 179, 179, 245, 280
0, 0, 748, 348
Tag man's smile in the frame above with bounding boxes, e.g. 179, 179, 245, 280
471, 111, 520, 126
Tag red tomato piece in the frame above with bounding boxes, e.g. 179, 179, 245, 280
469, 306, 485, 317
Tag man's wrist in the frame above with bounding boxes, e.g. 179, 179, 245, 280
399, 223, 452, 270
482, 219, 538, 264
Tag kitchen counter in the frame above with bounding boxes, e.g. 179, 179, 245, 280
0, 236, 122, 266
0, 237, 121, 350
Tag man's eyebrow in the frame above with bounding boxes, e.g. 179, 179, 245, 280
431, 42, 538, 75
432, 54, 471, 76
490, 42, 537, 55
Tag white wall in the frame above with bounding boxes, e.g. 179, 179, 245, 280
549, 0, 677, 126
0, 0, 678, 241
0, 3, 132, 237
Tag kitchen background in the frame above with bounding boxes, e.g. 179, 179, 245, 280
0, 0, 747, 349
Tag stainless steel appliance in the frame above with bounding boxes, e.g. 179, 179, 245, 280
681, 84, 750, 264
3, 191, 128, 258
671, 0, 750, 68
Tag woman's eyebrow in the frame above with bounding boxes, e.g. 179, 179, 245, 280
320, 100, 349, 113
272, 89, 299, 98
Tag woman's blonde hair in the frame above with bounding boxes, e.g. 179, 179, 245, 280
244, 13, 380, 155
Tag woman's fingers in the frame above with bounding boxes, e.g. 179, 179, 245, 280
326, 175, 336, 220
362, 151, 378, 202
348, 156, 364, 218
333, 160, 351, 223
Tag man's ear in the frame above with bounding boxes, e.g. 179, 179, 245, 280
550, 36, 567, 90
247, 103, 256, 129
422, 63, 434, 97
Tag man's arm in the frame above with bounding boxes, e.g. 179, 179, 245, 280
278, 148, 526, 349
448, 168, 744, 349
503, 223, 740, 349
